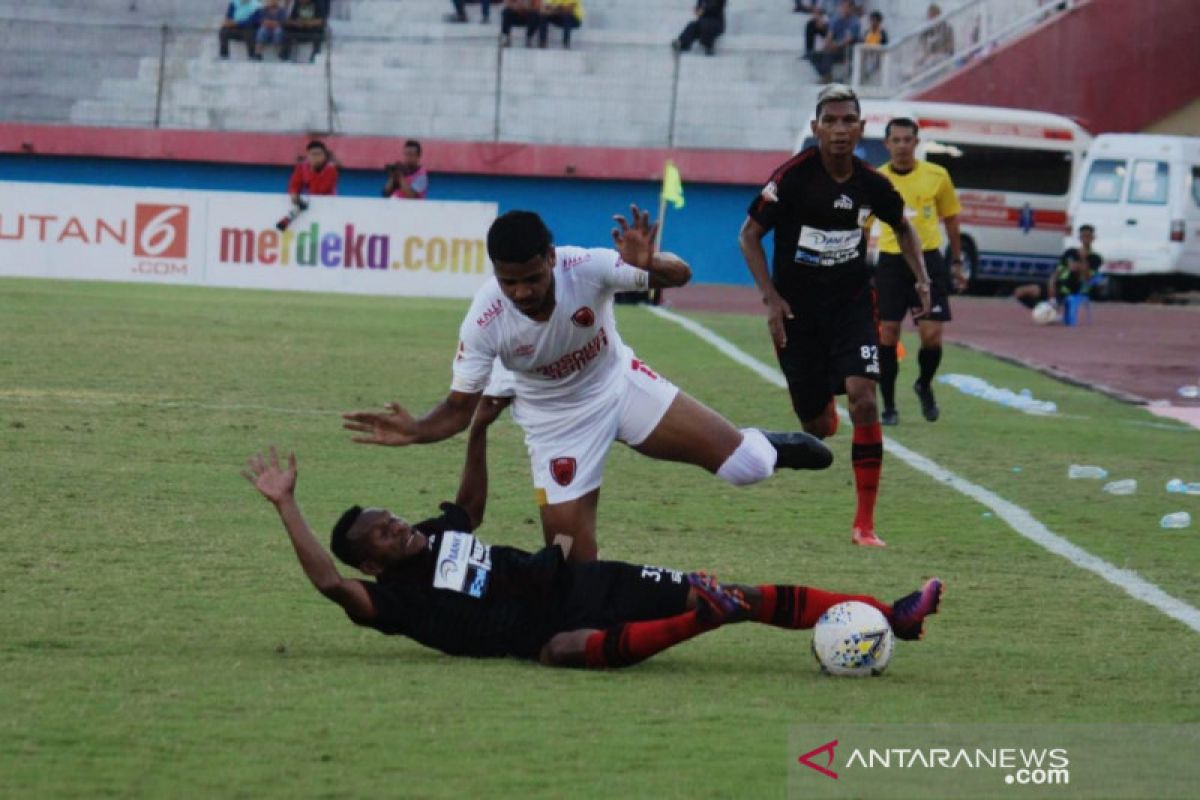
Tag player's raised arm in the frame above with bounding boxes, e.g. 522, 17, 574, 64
241, 447, 375, 622
342, 392, 481, 447
454, 395, 512, 529
612, 204, 692, 288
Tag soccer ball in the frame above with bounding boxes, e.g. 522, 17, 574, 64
1031, 301, 1059, 325
811, 601, 894, 677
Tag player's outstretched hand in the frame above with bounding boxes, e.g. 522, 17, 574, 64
612, 204, 659, 269
242, 445, 297, 505
342, 402, 420, 447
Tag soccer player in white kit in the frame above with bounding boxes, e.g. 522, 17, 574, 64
344, 206, 832, 562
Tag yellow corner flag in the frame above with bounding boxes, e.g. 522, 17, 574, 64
661, 160, 684, 210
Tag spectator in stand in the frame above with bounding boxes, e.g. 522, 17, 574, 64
281, 0, 328, 63
919, 3, 954, 66
252, 0, 289, 61
803, 6, 829, 69
815, 0, 860, 83
859, 9, 887, 79
448, 0, 492, 24
794, 1, 838, 14
538, 0, 583, 49
500, 0, 541, 47
863, 10, 887, 46
671, 0, 726, 57
382, 140, 430, 200
219, 0, 262, 60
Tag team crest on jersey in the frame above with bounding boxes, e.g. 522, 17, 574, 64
760, 180, 779, 202
857, 206, 873, 226
571, 306, 595, 327
550, 457, 577, 486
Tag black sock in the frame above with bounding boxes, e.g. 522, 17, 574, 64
879, 344, 898, 410
917, 347, 942, 387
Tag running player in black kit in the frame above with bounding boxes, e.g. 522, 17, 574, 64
738, 85, 932, 549
242, 398, 942, 668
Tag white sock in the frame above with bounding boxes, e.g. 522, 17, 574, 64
716, 428, 777, 486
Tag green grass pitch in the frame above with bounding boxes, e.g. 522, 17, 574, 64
1, 278, 1197, 798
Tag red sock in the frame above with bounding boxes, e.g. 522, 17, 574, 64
754, 585, 891, 629
583, 611, 714, 669
851, 422, 883, 531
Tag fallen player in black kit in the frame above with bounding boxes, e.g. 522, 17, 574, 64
242, 399, 942, 668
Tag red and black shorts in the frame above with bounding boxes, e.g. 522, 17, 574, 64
776, 286, 881, 422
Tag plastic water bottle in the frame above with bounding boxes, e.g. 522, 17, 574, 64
1166, 479, 1200, 496
1102, 479, 1137, 495
1068, 465, 1108, 480
1160, 512, 1192, 529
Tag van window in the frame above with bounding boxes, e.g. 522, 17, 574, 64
1192, 166, 1200, 208
1127, 160, 1169, 205
1082, 159, 1126, 203
924, 143, 1074, 195
800, 137, 890, 167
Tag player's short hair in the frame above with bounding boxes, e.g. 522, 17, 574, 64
1079, 224, 1095, 234
815, 84, 861, 120
306, 139, 328, 153
330, 505, 366, 568
885, 117, 919, 138
870, 11, 883, 21
405, 139, 422, 155
487, 211, 554, 264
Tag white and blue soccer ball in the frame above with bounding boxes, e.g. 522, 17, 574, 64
811, 601, 894, 677
1032, 301, 1059, 325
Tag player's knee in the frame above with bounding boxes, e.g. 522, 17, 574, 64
849, 391, 878, 421
540, 633, 585, 667
716, 428, 775, 486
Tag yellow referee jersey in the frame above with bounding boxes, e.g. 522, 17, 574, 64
876, 160, 961, 254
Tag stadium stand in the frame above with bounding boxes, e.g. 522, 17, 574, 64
0, 0, 967, 150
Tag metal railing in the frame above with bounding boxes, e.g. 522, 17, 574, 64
849, 0, 1074, 98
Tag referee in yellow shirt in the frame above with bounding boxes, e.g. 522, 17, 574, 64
875, 117, 965, 425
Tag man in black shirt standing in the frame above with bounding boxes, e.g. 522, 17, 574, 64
241, 397, 942, 668
738, 84, 931, 549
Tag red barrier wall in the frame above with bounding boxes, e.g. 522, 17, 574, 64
0, 123, 787, 186
916, 0, 1200, 133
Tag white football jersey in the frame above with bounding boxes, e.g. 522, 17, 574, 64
451, 246, 650, 414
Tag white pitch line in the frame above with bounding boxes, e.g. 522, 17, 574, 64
647, 305, 1200, 635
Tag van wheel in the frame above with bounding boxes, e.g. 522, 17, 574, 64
1107, 275, 1150, 303
952, 238, 981, 295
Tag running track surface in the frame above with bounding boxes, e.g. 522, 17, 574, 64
664, 286, 1200, 420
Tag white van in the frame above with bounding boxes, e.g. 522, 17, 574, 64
1069, 133, 1200, 301
795, 100, 1092, 293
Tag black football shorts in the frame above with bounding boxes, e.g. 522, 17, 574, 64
875, 249, 953, 323
776, 286, 881, 422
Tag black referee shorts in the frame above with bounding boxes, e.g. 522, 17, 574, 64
776, 286, 881, 422
876, 249, 952, 323
554, 561, 691, 632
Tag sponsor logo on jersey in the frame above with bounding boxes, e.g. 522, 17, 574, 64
571, 306, 595, 327
535, 327, 609, 380
795, 226, 863, 267
437, 533, 466, 583
559, 253, 587, 270
834, 194, 854, 210
476, 298, 503, 328
514, 343, 535, 357
550, 457, 577, 487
